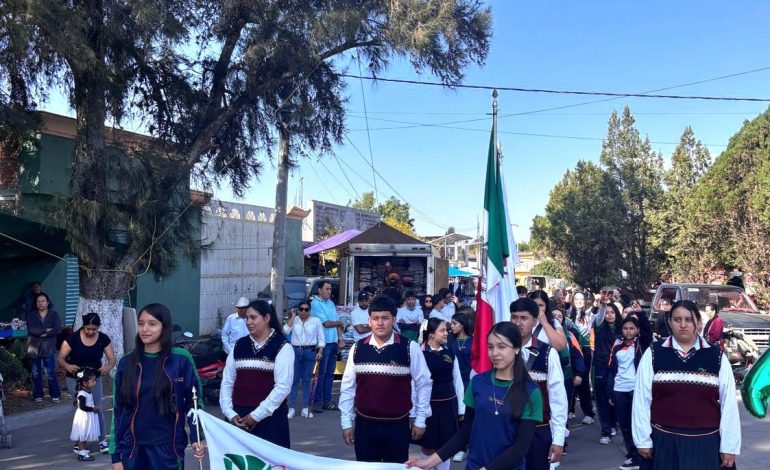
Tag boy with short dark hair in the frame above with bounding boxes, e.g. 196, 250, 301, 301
339, 295, 433, 463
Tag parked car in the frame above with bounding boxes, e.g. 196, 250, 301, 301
257, 276, 340, 317
650, 284, 770, 352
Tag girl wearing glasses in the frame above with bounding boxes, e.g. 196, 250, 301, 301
283, 299, 326, 419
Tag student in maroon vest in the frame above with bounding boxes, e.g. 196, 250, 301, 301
339, 295, 433, 463
632, 300, 741, 470
219, 300, 294, 448
510, 298, 567, 470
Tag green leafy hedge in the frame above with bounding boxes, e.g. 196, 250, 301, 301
0, 343, 28, 388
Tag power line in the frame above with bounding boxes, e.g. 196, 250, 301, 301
307, 160, 340, 204
346, 115, 728, 147
348, 110, 761, 117
343, 134, 450, 230
331, 153, 363, 201
317, 158, 359, 201
341, 71, 770, 102
356, 55, 380, 207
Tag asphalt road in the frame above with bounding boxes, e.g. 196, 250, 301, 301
1, 383, 768, 469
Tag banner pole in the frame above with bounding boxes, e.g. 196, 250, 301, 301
192, 386, 204, 470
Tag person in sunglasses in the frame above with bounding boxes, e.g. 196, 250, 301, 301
283, 299, 325, 419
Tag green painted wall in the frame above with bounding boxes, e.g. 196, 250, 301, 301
0, 257, 64, 322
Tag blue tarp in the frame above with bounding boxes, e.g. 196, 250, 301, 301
448, 266, 473, 277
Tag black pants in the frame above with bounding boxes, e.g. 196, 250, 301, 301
613, 390, 638, 461
525, 424, 552, 470
234, 404, 291, 449
571, 347, 595, 418
354, 416, 410, 463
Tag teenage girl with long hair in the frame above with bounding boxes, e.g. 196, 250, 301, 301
406, 322, 543, 470
110, 304, 205, 470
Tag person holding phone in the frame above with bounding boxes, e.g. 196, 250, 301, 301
283, 299, 325, 419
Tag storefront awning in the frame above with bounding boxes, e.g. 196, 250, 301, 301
303, 229, 362, 255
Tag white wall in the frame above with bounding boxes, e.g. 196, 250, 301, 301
199, 200, 275, 334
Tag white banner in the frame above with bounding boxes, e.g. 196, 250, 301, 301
191, 410, 406, 470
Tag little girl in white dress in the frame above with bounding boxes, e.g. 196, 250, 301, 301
70, 369, 100, 461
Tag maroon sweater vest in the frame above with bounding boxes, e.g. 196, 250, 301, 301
231, 332, 287, 409
650, 338, 721, 429
525, 337, 552, 424
353, 333, 412, 420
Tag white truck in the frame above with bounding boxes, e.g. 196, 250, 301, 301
340, 242, 448, 306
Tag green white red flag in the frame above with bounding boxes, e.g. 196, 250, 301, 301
471, 122, 518, 373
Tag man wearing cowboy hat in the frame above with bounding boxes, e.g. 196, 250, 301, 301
222, 296, 251, 354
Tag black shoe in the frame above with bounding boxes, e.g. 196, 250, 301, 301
322, 402, 339, 411
311, 404, 323, 414
77, 452, 95, 462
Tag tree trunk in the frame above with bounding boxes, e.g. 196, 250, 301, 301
270, 123, 290, 320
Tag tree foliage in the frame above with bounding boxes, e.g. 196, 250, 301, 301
1, 0, 491, 299
350, 191, 416, 234
530, 161, 625, 290
530, 259, 566, 279
599, 107, 665, 294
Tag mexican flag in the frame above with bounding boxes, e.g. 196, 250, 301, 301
471, 122, 518, 373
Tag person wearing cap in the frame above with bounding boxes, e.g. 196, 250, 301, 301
222, 296, 251, 354
351, 291, 373, 341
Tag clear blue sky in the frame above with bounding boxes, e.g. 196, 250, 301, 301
43, 1, 770, 241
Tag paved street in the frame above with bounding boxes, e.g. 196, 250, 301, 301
1, 382, 768, 469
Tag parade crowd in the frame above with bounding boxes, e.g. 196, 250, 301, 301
23, 278, 742, 469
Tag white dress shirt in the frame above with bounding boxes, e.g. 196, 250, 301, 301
339, 332, 433, 430
221, 313, 249, 354
522, 336, 568, 447
429, 308, 452, 323
440, 302, 456, 320
350, 306, 372, 341
631, 336, 741, 454
219, 330, 295, 423
397, 305, 424, 325
282, 316, 325, 347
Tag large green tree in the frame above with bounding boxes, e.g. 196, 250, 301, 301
1, 0, 491, 356
530, 161, 625, 290
650, 126, 711, 280
600, 107, 665, 294
683, 107, 770, 305
350, 191, 416, 235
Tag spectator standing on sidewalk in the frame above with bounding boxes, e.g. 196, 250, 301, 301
311, 280, 345, 413
221, 297, 251, 355
26, 292, 62, 403
58, 312, 116, 453
283, 299, 325, 419
339, 295, 433, 463
350, 290, 373, 341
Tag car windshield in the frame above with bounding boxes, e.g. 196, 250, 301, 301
284, 279, 308, 300
682, 287, 759, 313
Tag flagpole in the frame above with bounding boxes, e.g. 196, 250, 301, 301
492, 89, 498, 163
192, 387, 204, 470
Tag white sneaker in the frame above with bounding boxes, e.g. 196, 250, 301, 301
582, 416, 595, 425
301, 408, 313, 418
452, 451, 466, 462
624, 458, 634, 465
599, 436, 611, 445
611, 427, 617, 436
568, 412, 576, 419
287, 408, 296, 419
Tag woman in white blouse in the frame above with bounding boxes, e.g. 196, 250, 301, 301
283, 299, 325, 418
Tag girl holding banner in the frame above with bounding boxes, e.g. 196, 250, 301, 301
220, 300, 294, 448
110, 304, 206, 470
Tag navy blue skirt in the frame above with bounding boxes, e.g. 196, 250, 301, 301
640, 424, 734, 470
414, 396, 459, 450
233, 403, 291, 449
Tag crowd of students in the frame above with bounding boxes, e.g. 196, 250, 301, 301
99, 280, 742, 470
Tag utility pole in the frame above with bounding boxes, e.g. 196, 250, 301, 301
270, 120, 290, 318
